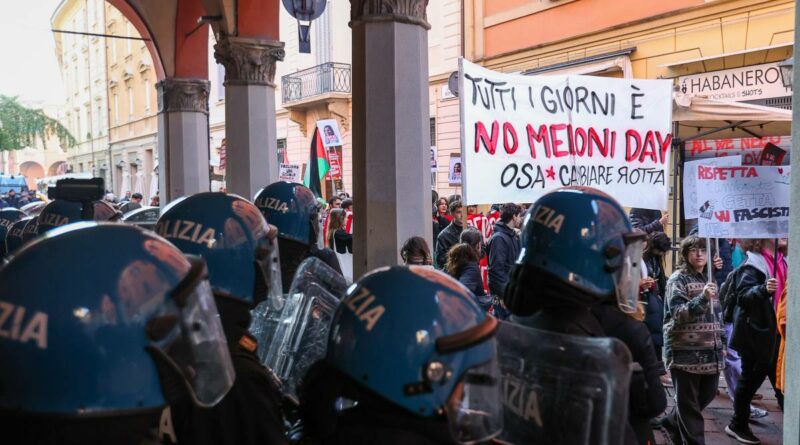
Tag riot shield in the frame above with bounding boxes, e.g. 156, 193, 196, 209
250, 257, 347, 396
496, 321, 632, 445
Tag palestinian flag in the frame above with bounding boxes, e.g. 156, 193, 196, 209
303, 127, 330, 197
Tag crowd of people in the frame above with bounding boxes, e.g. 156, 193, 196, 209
0, 189, 42, 209
0, 181, 790, 445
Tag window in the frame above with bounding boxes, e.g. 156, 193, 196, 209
126, 22, 132, 55
110, 32, 117, 63
277, 138, 287, 164
127, 87, 134, 121
144, 79, 151, 113
429, 117, 436, 145
79, 163, 84, 173
113, 94, 119, 125
217, 64, 226, 101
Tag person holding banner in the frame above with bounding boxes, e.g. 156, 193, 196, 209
662, 236, 725, 445
726, 239, 785, 444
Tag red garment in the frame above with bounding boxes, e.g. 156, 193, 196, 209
438, 211, 452, 222
763, 249, 787, 311
466, 213, 489, 242
345, 211, 353, 234
485, 210, 501, 239
479, 254, 490, 295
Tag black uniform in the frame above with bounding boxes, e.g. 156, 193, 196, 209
513, 301, 666, 445
162, 301, 288, 445
299, 361, 457, 445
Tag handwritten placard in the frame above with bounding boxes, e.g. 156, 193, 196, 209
458, 59, 673, 209
696, 166, 790, 238
683, 155, 741, 219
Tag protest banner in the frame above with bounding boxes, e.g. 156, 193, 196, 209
696, 166, 790, 238
684, 136, 791, 165
279, 164, 301, 183
459, 59, 673, 208
683, 155, 741, 219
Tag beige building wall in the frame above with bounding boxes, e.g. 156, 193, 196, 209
51, 0, 109, 184
105, 3, 159, 202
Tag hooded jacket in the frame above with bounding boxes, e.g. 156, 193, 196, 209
729, 251, 779, 362
663, 269, 725, 375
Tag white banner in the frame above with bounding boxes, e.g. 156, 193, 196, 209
279, 164, 301, 183
696, 166, 790, 238
459, 59, 673, 208
683, 155, 741, 219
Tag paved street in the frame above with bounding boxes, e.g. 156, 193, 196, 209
655, 376, 783, 445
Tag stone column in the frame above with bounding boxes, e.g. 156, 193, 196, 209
350, 1, 432, 278
156, 78, 210, 203
214, 37, 285, 199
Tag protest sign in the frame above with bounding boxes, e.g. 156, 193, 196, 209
696, 166, 790, 238
316, 119, 343, 148
279, 164, 301, 183
684, 136, 791, 165
683, 155, 741, 219
449, 155, 462, 185
459, 59, 673, 208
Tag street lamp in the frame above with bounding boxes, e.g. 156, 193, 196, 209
282, 0, 326, 54
779, 56, 793, 88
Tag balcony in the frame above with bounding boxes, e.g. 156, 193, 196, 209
281, 62, 351, 105
281, 63, 351, 135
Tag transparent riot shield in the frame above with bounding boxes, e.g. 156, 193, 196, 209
495, 321, 632, 445
254, 257, 347, 396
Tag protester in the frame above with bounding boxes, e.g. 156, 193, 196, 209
119, 191, 132, 203
486, 203, 522, 300
641, 231, 670, 369
400, 236, 432, 266
341, 198, 353, 233
629, 208, 668, 234
726, 238, 785, 444
326, 208, 352, 254
150, 194, 160, 207
445, 228, 489, 311
119, 192, 143, 214
435, 197, 450, 227
434, 200, 464, 269
776, 281, 788, 397
662, 236, 725, 445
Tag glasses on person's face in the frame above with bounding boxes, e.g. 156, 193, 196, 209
688, 247, 707, 256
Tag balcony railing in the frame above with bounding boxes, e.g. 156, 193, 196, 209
281, 62, 351, 104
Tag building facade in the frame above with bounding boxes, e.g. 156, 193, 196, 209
51, 0, 110, 185
104, 2, 158, 201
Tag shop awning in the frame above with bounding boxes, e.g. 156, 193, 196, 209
672, 93, 791, 141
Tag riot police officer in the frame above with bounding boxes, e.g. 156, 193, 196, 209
36, 199, 121, 236
299, 266, 503, 444
155, 192, 288, 445
4, 216, 34, 257
0, 223, 234, 445
0, 207, 25, 258
503, 186, 666, 445
254, 182, 342, 291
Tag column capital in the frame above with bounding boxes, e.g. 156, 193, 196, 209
350, 0, 430, 29
156, 78, 210, 114
214, 37, 285, 87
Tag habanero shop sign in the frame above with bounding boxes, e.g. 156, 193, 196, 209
678, 62, 791, 102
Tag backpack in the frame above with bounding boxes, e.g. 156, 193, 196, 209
719, 265, 745, 324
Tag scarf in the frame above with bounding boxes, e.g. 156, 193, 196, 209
763, 249, 787, 311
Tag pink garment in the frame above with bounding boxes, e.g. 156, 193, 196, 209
763, 249, 787, 311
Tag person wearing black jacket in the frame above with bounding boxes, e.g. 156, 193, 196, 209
434, 200, 464, 269
504, 188, 665, 445
629, 208, 668, 234
642, 231, 670, 367
486, 203, 522, 298
725, 239, 783, 445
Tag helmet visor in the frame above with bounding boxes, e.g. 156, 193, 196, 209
613, 233, 646, 314
256, 234, 284, 310
148, 258, 235, 407
445, 344, 504, 444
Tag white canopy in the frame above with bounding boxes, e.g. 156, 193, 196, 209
672, 93, 791, 141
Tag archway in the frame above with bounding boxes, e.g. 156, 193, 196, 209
19, 161, 45, 190
48, 161, 67, 177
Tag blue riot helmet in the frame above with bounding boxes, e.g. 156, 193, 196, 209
36, 199, 122, 235
155, 192, 282, 309
504, 186, 645, 316
5, 216, 34, 256
254, 182, 325, 292
0, 224, 234, 429
308, 266, 502, 443
254, 181, 319, 245
0, 208, 25, 257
